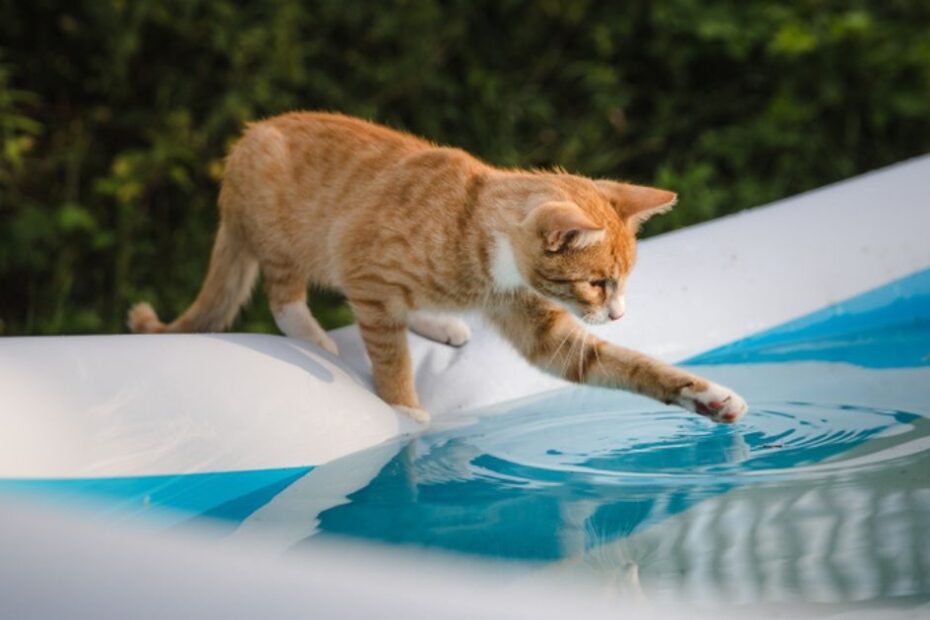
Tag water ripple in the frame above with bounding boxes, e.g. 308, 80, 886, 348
416, 401, 927, 488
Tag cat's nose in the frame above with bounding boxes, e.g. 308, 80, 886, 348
608, 295, 626, 321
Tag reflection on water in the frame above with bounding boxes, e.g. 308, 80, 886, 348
293, 361, 930, 606
620, 454, 930, 605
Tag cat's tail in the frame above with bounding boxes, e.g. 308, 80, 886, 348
128, 222, 258, 334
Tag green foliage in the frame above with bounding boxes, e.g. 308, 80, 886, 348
1, 1, 929, 335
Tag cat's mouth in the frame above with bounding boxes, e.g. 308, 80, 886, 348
581, 311, 610, 326
551, 298, 611, 325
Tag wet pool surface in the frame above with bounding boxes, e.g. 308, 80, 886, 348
3, 268, 929, 607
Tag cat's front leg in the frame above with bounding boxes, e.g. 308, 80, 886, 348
487, 293, 748, 423
407, 311, 471, 347
597, 340, 749, 423
350, 298, 430, 424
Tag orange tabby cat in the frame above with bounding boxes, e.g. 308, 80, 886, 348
129, 112, 748, 424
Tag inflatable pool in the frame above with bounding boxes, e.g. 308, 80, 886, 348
2, 156, 929, 617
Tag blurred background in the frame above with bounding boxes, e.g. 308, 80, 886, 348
1, 0, 929, 336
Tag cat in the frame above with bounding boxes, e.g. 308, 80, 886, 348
128, 112, 748, 424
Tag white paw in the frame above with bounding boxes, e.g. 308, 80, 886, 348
314, 334, 340, 356
677, 381, 748, 423
407, 312, 471, 347
394, 405, 431, 424
439, 319, 471, 347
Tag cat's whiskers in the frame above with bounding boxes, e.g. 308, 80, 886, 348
546, 326, 576, 369
577, 328, 589, 382
557, 325, 582, 380
559, 324, 581, 381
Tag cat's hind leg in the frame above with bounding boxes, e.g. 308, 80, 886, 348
407, 311, 471, 347
272, 300, 339, 355
264, 265, 338, 355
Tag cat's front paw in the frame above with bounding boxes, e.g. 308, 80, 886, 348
676, 381, 748, 423
394, 405, 431, 424
407, 312, 471, 347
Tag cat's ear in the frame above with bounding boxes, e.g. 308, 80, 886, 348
524, 201, 605, 253
595, 180, 677, 232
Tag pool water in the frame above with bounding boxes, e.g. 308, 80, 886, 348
3, 268, 929, 607
313, 384, 926, 559
300, 361, 929, 605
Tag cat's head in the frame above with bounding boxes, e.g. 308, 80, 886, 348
508, 179, 676, 324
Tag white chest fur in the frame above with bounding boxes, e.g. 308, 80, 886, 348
491, 233, 526, 290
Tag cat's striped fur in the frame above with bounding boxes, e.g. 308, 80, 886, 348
129, 112, 747, 424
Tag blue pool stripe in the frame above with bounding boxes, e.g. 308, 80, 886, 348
687, 267, 930, 368
0, 466, 312, 526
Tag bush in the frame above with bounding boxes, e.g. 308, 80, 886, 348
1, 1, 929, 335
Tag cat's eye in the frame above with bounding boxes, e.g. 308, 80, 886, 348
590, 279, 608, 289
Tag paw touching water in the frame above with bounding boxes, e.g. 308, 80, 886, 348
677, 381, 748, 423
